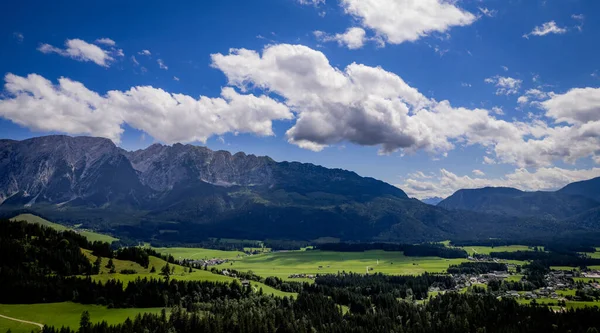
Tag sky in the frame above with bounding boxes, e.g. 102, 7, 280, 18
1, 0, 600, 199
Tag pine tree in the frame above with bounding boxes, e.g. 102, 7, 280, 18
161, 263, 171, 281
79, 311, 91, 333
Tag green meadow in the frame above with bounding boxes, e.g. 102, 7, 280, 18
0, 302, 164, 333
459, 245, 534, 256
516, 298, 600, 309
223, 250, 467, 280
153, 247, 246, 260
82, 250, 295, 298
10, 214, 118, 244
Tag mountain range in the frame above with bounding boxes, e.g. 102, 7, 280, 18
438, 181, 600, 220
1, 135, 599, 244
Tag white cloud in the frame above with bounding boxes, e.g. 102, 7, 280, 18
491, 107, 504, 115
95, 38, 116, 46
131, 56, 139, 66
472, 169, 485, 176
211, 44, 524, 154
518, 89, 549, 106
408, 171, 433, 179
314, 27, 368, 49
13, 32, 24, 43
523, 21, 567, 39
478, 7, 497, 18
138, 50, 151, 56
542, 87, 600, 124
297, 0, 324, 6
0, 73, 293, 145
210, 44, 600, 167
38, 39, 114, 67
157, 59, 168, 70
572, 14, 585, 32
173, 76, 180, 81
483, 156, 496, 165
339, 0, 476, 45
501, 66, 509, 72
400, 167, 600, 199
484, 76, 522, 96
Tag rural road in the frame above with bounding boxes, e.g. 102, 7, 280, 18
0, 313, 44, 330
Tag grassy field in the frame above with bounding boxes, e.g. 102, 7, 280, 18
459, 245, 534, 255
0, 302, 164, 333
11, 214, 118, 243
505, 274, 524, 282
82, 250, 295, 298
153, 247, 246, 260
223, 250, 467, 280
550, 266, 579, 271
516, 298, 600, 309
575, 277, 600, 283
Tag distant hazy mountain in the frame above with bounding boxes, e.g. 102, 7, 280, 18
438, 186, 600, 219
420, 197, 444, 206
558, 177, 600, 202
1, 135, 598, 243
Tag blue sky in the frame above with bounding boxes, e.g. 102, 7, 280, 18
1, 0, 600, 198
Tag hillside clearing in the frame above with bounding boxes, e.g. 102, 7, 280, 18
10, 214, 118, 243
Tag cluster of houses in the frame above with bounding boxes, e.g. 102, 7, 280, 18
582, 270, 600, 279
181, 258, 230, 268
450, 271, 510, 290
437, 267, 579, 301
288, 273, 316, 279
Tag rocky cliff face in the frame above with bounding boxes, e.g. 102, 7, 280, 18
0, 135, 407, 208
0, 136, 146, 207
124, 143, 275, 192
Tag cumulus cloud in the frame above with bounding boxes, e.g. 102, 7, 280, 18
517, 89, 549, 106
157, 59, 168, 70
210, 44, 600, 167
491, 107, 504, 115
484, 76, 522, 96
38, 39, 115, 67
314, 27, 369, 49
0, 73, 292, 144
523, 21, 567, 39
339, 0, 476, 45
138, 50, 151, 56
542, 87, 600, 124
95, 38, 116, 46
472, 169, 485, 176
400, 167, 600, 199
483, 156, 496, 165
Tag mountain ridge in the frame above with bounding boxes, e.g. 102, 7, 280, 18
439, 185, 600, 219
1, 135, 600, 244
